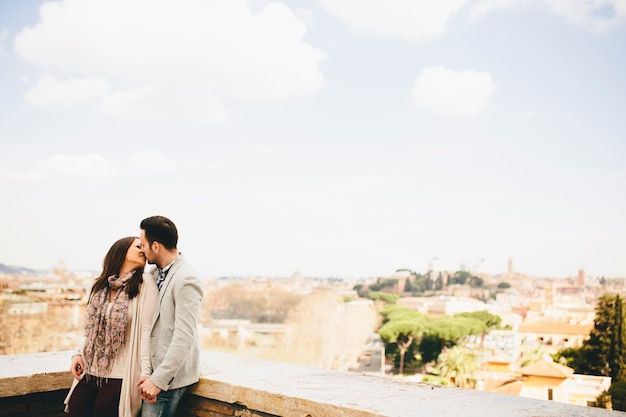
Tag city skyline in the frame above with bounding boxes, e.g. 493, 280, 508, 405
1, 1, 625, 279
0, 255, 598, 280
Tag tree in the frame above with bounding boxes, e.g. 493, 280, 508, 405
552, 347, 584, 369
557, 294, 625, 378
519, 346, 547, 368
396, 268, 417, 293
369, 278, 399, 292
454, 311, 501, 329
424, 271, 433, 291
419, 333, 444, 364
403, 277, 413, 292
396, 269, 430, 294
455, 311, 502, 351
609, 380, 626, 411
553, 293, 626, 411
434, 272, 444, 291
367, 291, 400, 304
449, 270, 472, 285
608, 295, 626, 381
396, 268, 417, 277
378, 305, 424, 374
438, 346, 477, 388
419, 316, 487, 365
468, 276, 484, 288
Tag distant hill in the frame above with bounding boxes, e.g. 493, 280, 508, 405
0, 263, 41, 274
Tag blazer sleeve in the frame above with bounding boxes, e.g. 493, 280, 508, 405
151, 272, 203, 390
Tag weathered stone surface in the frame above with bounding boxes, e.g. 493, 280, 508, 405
0, 351, 72, 398
1, 350, 624, 417
191, 351, 625, 417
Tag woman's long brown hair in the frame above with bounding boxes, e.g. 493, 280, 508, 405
89, 236, 144, 301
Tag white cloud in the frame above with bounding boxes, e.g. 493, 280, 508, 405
470, 0, 522, 17
0, 29, 8, 52
413, 143, 462, 159
0, 167, 47, 183
24, 74, 111, 107
317, 171, 419, 196
521, 109, 537, 119
0, 153, 115, 183
317, 0, 469, 41
471, 0, 626, 33
611, 168, 626, 179
184, 159, 217, 173
239, 142, 278, 156
97, 86, 229, 124
127, 150, 179, 174
0, 150, 212, 185
411, 66, 496, 117
41, 153, 116, 178
14, 0, 326, 123
295, 8, 316, 27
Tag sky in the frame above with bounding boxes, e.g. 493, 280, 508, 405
0, 0, 625, 280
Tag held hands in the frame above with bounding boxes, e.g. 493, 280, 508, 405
137, 376, 161, 403
70, 354, 85, 380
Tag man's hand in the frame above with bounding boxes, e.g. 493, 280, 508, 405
137, 376, 161, 403
70, 355, 85, 380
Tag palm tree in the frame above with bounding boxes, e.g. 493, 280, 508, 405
438, 346, 477, 388
518, 346, 547, 368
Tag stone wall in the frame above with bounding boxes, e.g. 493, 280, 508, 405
0, 390, 67, 417
1, 351, 624, 417
0, 390, 274, 417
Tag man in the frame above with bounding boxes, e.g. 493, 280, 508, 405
137, 215, 203, 417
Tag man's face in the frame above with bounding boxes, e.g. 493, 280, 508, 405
140, 229, 157, 265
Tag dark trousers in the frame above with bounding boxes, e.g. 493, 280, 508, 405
67, 375, 122, 417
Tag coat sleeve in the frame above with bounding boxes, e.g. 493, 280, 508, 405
140, 274, 159, 376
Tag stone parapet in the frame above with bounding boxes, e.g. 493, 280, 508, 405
0, 351, 624, 417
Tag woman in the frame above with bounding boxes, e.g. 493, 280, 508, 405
65, 236, 159, 417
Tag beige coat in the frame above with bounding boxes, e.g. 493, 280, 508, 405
65, 273, 158, 417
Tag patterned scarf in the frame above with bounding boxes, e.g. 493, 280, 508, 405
83, 271, 133, 377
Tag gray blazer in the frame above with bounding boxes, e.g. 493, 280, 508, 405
149, 255, 203, 391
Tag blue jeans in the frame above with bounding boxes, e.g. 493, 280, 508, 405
141, 386, 189, 417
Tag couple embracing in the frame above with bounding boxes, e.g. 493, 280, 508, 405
64, 215, 204, 417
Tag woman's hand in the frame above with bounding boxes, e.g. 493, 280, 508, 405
137, 376, 161, 403
70, 354, 85, 379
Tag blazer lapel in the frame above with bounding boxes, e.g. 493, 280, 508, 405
152, 255, 185, 326
160, 255, 184, 294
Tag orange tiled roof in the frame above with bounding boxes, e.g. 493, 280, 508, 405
517, 360, 574, 378
481, 374, 525, 395
518, 320, 592, 335
491, 380, 524, 396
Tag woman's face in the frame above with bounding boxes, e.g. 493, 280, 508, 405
126, 238, 146, 269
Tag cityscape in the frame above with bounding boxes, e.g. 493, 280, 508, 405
1, 1, 624, 415
1, 257, 625, 410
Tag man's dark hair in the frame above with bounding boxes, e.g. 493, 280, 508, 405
140, 215, 178, 250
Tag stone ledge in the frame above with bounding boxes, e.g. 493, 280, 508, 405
0, 351, 73, 398
1, 351, 624, 417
